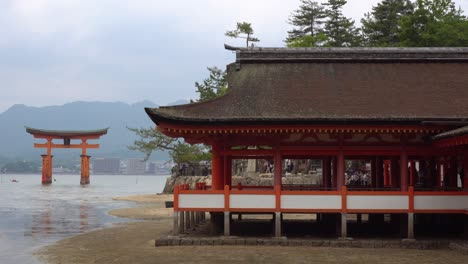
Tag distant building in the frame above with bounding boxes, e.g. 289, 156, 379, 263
147, 162, 156, 174
127, 159, 146, 175
93, 158, 120, 174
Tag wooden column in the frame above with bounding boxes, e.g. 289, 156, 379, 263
436, 159, 443, 188
371, 158, 377, 188
223, 155, 232, 188
173, 185, 179, 235
376, 157, 383, 188
400, 149, 408, 191
274, 149, 282, 187
391, 158, 399, 188
274, 147, 282, 237
80, 155, 91, 185
463, 150, 468, 190
47, 138, 52, 181
41, 154, 52, 184
323, 157, 331, 189
211, 143, 223, 190
332, 157, 338, 188
224, 212, 230, 236
448, 157, 457, 188
337, 150, 344, 189
340, 213, 347, 239
427, 157, 439, 188
409, 161, 416, 186
407, 213, 415, 240
384, 160, 390, 187
275, 212, 282, 237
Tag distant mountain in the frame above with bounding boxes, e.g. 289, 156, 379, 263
0, 100, 188, 165
167, 99, 190, 106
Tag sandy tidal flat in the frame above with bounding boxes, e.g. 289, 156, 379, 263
36, 194, 468, 264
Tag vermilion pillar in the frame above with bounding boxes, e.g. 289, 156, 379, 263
436, 159, 443, 188
391, 158, 399, 188
337, 150, 344, 189
400, 149, 408, 191
223, 155, 232, 188
383, 160, 390, 186
371, 158, 377, 188
211, 143, 223, 190
390, 157, 400, 187
376, 157, 383, 188
463, 150, 468, 190
80, 155, 91, 185
448, 157, 457, 188
409, 161, 416, 186
274, 149, 282, 186
41, 154, 52, 184
323, 157, 331, 188
332, 157, 337, 188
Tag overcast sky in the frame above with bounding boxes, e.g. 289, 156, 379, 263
1, 0, 467, 113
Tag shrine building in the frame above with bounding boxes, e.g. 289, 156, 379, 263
146, 46, 468, 239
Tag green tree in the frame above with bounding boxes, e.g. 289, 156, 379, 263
127, 127, 210, 164
323, 0, 361, 47
286, 0, 326, 45
195, 67, 227, 102
398, 0, 468, 47
225, 21, 260, 47
287, 33, 329, 47
129, 67, 227, 164
361, 0, 414, 47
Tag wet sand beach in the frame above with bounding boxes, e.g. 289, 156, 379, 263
36, 194, 468, 264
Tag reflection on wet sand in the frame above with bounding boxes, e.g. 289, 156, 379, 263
29, 201, 101, 237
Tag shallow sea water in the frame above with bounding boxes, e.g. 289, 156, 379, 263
0, 174, 168, 264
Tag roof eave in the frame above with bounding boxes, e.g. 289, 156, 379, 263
25, 126, 109, 137
145, 109, 467, 127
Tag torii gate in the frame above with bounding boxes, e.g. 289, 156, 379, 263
25, 127, 108, 185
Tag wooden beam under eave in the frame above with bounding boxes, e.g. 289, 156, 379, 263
33, 134, 103, 140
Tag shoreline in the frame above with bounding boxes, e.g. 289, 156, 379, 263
108, 194, 173, 220
35, 194, 468, 264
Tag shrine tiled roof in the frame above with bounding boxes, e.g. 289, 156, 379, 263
146, 46, 468, 126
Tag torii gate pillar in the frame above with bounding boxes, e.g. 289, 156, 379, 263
41, 154, 53, 184
80, 155, 91, 185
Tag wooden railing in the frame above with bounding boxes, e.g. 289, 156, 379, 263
175, 184, 468, 214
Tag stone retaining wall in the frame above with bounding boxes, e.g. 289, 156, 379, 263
156, 235, 455, 250
449, 242, 468, 255
162, 173, 322, 193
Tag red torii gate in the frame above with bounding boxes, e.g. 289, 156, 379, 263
26, 127, 108, 185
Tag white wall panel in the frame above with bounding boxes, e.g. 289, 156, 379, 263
230, 194, 275, 209
179, 194, 224, 209
414, 195, 468, 210
348, 195, 408, 210
281, 195, 341, 210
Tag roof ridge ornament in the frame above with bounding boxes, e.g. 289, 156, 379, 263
224, 44, 468, 63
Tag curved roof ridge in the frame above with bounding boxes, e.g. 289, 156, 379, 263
25, 127, 109, 137
225, 44, 468, 62
225, 44, 468, 53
